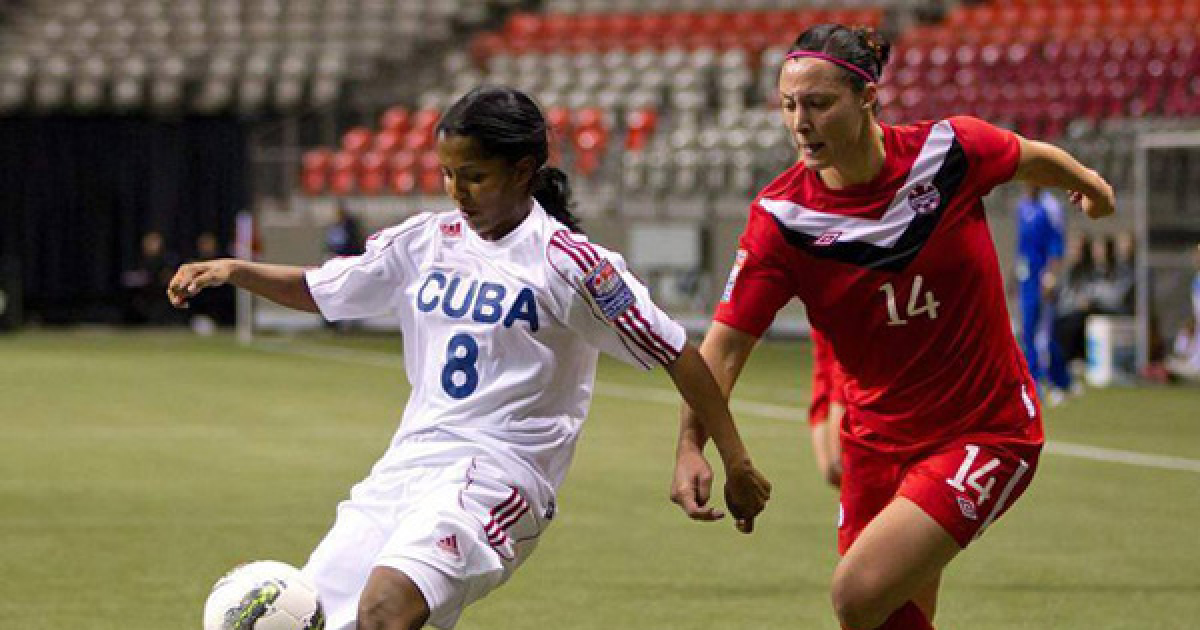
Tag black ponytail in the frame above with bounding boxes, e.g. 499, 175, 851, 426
532, 166, 580, 233
437, 85, 584, 233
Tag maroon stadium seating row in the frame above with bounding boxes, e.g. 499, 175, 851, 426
471, 8, 883, 58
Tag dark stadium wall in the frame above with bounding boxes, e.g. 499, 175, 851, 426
0, 116, 247, 325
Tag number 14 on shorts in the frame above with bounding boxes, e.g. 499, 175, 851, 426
945, 444, 999, 505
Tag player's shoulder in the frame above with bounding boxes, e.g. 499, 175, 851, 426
942, 115, 1013, 148
757, 161, 809, 204
366, 210, 458, 247
367, 211, 436, 241
544, 228, 626, 281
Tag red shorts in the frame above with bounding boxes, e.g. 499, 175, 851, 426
837, 427, 1042, 552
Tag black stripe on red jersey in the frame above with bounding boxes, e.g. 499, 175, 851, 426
770, 138, 968, 273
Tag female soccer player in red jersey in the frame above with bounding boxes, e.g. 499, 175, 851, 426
669, 24, 1115, 630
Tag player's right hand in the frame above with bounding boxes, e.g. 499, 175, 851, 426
724, 459, 771, 534
167, 259, 233, 308
670, 450, 724, 522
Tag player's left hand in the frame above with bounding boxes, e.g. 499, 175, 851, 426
1069, 169, 1115, 219
724, 458, 771, 534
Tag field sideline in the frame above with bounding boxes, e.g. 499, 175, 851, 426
1, 330, 1197, 629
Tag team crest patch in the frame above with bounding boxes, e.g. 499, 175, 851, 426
721, 249, 748, 303
908, 183, 941, 215
585, 259, 635, 320
440, 221, 463, 239
814, 230, 842, 246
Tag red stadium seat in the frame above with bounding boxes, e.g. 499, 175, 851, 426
546, 106, 572, 165
331, 150, 359, 172
574, 107, 605, 132
412, 108, 441, 133
300, 148, 334, 196
341, 127, 373, 154
470, 32, 506, 63
380, 106, 410, 135
403, 128, 435, 152
546, 106, 572, 135
390, 170, 417, 195
373, 130, 402, 155
418, 150, 444, 195
330, 167, 357, 196
329, 150, 361, 195
389, 151, 418, 195
573, 127, 608, 177
358, 151, 388, 196
505, 13, 543, 40
301, 167, 327, 195
303, 148, 333, 172
625, 107, 658, 152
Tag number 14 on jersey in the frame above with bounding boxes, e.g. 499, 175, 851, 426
879, 275, 940, 326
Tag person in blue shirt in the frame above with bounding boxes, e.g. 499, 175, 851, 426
1016, 184, 1073, 401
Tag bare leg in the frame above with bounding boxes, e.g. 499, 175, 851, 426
831, 498, 959, 630
356, 567, 431, 630
913, 572, 941, 622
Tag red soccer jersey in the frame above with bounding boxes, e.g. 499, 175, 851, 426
717, 116, 1043, 447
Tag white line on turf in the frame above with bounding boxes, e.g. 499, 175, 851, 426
251, 340, 1200, 475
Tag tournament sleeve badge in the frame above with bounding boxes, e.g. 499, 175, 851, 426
583, 259, 635, 320
721, 249, 748, 303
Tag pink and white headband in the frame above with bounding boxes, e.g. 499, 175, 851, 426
785, 51, 877, 84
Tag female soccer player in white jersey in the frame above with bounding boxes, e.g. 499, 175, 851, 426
670, 24, 1115, 630
168, 86, 770, 630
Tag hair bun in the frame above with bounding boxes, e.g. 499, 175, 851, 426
852, 26, 892, 70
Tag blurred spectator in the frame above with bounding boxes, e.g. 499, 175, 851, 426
1054, 231, 1093, 367
1191, 243, 1200, 325
122, 231, 180, 326
1166, 244, 1200, 382
323, 204, 365, 332
1110, 231, 1137, 315
1168, 316, 1200, 382
1015, 184, 1072, 401
325, 203, 365, 258
186, 232, 236, 333
1087, 234, 1127, 315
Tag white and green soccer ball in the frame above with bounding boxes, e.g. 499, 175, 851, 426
203, 560, 325, 630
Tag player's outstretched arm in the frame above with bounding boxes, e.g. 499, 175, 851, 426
669, 323, 769, 533
167, 259, 319, 313
1014, 137, 1116, 220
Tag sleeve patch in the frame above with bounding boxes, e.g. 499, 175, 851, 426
721, 249, 748, 303
585, 259, 635, 320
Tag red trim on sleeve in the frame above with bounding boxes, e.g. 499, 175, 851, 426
548, 230, 677, 366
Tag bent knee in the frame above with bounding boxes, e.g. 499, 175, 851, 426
830, 567, 896, 630
357, 598, 427, 630
357, 568, 430, 630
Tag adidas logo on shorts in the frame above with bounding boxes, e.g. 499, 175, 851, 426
436, 534, 460, 559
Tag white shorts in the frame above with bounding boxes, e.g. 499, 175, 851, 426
302, 457, 547, 629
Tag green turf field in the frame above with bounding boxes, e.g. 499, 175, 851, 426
1, 330, 1197, 629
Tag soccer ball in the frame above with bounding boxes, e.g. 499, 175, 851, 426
203, 560, 325, 630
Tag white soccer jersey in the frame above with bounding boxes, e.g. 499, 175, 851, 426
304, 202, 686, 516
